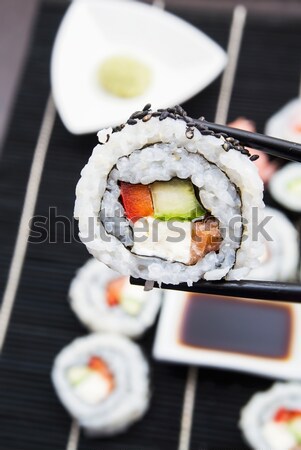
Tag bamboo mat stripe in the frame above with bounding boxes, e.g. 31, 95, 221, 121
0, 95, 55, 351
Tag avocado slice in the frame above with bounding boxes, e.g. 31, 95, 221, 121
150, 179, 206, 221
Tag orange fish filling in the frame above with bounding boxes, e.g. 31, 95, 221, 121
88, 356, 115, 392
274, 408, 301, 423
190, 219, 222, 264
106, 277, 126, 307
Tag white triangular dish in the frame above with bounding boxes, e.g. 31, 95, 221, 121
51, 0, 227, 134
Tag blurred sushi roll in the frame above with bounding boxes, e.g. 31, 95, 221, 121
265, 98, 301, 144
240, 383, 301, 450
69, 259, 161, 338
245, 207, 299, 282
269, 162, 301, 212
74, 105, 264, 285
52, 334, 150, 437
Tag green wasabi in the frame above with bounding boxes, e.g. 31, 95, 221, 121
98, 56, 151, 98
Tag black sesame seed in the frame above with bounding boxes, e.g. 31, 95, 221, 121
159, 111, 169, 121
152, 112, 161, 117
157, 108, 164, 113
142, 113, 152, 122
167, 113, 177, 120
143, 103, 151, 111
127, 119, 137, 125
131, 111, 148, 120
113, 124, 125, 132
187, 121, 196, 128
200, 130, 214, 136
130, 111, 141, 119
241, 149, 250, 155
139, 111, 150, 119
223, 143, 231, 151
174, 105, 186, 116
250, 154, 259, 161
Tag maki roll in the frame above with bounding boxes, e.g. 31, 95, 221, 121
74, 105, 264, 285
245, 207, 299, 282
240, 383, 301, 450
52, 334, 149, 436
69, 259, 161, 338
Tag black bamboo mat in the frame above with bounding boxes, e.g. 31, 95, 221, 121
0, 2, 300, 450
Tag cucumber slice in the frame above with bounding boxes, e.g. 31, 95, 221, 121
150, 179, 205, 221
288, 417, 301, 443
67, 366, 90, 386
120, 296, 143, 316
287, 177, 301, 196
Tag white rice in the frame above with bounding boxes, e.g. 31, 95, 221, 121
74, 112, 264, 284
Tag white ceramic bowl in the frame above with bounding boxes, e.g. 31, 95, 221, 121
51, 0, 227, 134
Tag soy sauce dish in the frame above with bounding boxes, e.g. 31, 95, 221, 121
153, 290, 301, 380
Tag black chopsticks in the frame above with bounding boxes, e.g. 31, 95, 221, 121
130, 277, 301, 302
200, 120, 301, 162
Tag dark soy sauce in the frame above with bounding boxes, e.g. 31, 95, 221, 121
179, 294, 292, 359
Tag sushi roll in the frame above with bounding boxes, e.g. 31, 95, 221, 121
245, 207, 299, 282
52, 334, 150, 436
265, 98, 301, 144
240, 383, 301, 450
69, 259, 161, 338
269, 162, 301, 212
74, 105, 264, 285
